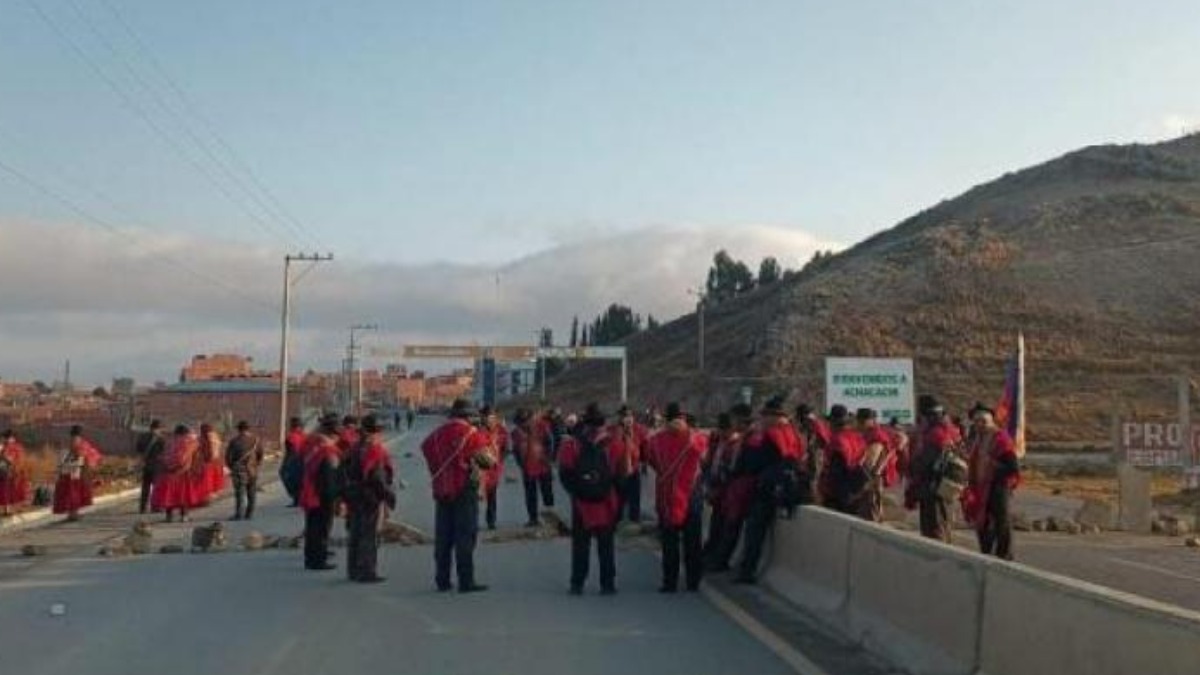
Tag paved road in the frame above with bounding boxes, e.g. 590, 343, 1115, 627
0, 420, 803, 675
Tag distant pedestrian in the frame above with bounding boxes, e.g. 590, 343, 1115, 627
0, 429, 30, 517
53, 425, 102, 521
301, 415, 342, 571
153, 425, 199, 523
609, 405, 648, 523
645, 403, 707, 593
225, 421, 263, 521
559, 403, 624, 595
345, 415, 396, 583
393, 411, 402, 432
406, 408, 416, 430
135, 420, 166, 514
512, 409, 555, 526
962, 405, 1020, 560
906, 397, 964, 543
196, 423, 226, 504
281, 417, 307, 507
478, 406, 509, 530
421, 399, 494, 593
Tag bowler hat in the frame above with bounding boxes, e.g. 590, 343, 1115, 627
856, 408, 877, 422
582, 402, 606, 427
236, 420, 250, 431
449, 399, 477, 419
829, 404, 850, 422
761, 395, 788, 416
361, 415, 382, 434
664, 402, 685, 421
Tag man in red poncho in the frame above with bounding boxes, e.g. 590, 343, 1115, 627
962, 405, 1020, 560
511, 408, 555, 527
54, 425, 102, 521
559, 403, 626, 595
852, 408, 897, 522
422, 399, 494, 593
0, 429, 30, 516
300, 415, 342, 571
819, 405, 868, 516
609, 405, 648, 523
281, 416, 307, 507
734, 397, 808, 584
906, 397, 963, 543
646, 402, 707, 593
478, 405, 509, 530
339, 415, 361, 459
702, 405, 755, 572
345, 415, 396, 582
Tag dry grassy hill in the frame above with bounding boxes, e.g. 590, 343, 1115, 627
541, 134, 1200, 445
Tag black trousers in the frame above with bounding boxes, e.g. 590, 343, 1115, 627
570, 509, 616, 591
522, 474, 554, 522
485, 488, 498, 529
660, 496, 703, 590
919, 496, 952, 543
977, 487, 1013, 560
347, 502, 381, 580
618, 474, 642, 522
304, 507, 334, 569
232, 474, 257, 518
434, 491, 479, 589
738, 497, 775, 580
139, 469, 155, 514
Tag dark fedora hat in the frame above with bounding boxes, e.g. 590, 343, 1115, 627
449, 398, 477, 419
664, 402, 686, 421
582, 402, 607, 427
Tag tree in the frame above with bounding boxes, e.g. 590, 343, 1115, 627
647, 314, 660, 330
580, 326, 590, 347
705, 250, 756, 303
91, 386, 110, 399
758, 256, 782, 285
569, 316, 579, 347
32, 380, 51, 395
589, 304, 642, 346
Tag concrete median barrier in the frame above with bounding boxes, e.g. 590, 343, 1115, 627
978, 562, 1200, 675
760, 505, 1200, 675
763, 508, 851, 615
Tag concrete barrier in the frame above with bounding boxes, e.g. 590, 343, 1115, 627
761, 505, 1200, 675
845, 521, 985, 675
763, 507, 851, 615
979, 562, 1200, 675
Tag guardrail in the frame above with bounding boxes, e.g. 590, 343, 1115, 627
763, 506, 1200, 675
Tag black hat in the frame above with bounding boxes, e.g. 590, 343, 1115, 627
342, 415, 359, 427
289, 416, 304, 428
69, 424, 84, 436
918, 395, 942, 416
174, 424, 190, 435
479, 405, 495, 418
582, 402, 607, 427
200, 423, 213, 433
717, 412, 733, 431
856, 407, 877, 422
795, 403, 814, 419
616, 404, 634, 417
319, 413, 340, 433
449, 399, 476, 419
236, 420, 250, 431
969, 402, 995, 419
2, 429, 14, 440
761, 395, 788, 416
513, 408, 532, 425
149, 419, 162, 430
664, 402, 685, 421
361, 415, 382, 434
729, 403, 753, 421
829, 404, 851, 423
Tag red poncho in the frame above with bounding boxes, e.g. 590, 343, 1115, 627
481, 425, 509, 494
646, 424, 706, 528
512, 419, 552, 479
961, 428, 1020, 529
0, 441, 30, 506
559, 431, 622, 531
299, 435, 341, 512
421, 419, 486, 502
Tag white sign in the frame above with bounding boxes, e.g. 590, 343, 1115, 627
537, 346, 626, 360
825, 357, 916, 424
1119, 422, 1200, 468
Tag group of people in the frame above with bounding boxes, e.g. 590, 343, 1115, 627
0, 425, 105, 521
411, 391, 1022, 597
135, 420, 263, 523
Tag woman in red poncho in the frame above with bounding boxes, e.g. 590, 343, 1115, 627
195, 423, 226, 504
153, 425, 201, 522
0, 429, 31, 516
961, 406, 1020, 560
53, 425, 102, 521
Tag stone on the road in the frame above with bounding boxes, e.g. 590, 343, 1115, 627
125, 521, 154, 554
21, 544, 48, 557
1184, 536, 1200, 548
159, 544, 185, 554
378, 520, 431, 546
241, 531, 265, 551
191, 523, 227, 552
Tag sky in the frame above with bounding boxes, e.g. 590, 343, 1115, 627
2, 0, 1199, 385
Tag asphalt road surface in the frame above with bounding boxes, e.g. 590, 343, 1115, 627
0, 419, 802, 675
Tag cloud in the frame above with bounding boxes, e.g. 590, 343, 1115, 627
0, 219, 838, 386
1154, 113, 1200, 140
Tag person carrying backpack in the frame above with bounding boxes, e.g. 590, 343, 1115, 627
646, 403, 708, 593
559, 403, 624, 595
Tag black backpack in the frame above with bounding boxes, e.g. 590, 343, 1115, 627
567, 436, 614, 503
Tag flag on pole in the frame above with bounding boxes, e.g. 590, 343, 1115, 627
994, 333, 1027, 457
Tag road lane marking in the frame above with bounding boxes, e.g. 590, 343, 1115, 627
1108, 556, 1200, 584
254, 635, 299, 675
700, 582, 830, 675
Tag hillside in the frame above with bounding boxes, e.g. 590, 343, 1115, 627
542, 134, 1200, 444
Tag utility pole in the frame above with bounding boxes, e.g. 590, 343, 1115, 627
278, 252, 333, 451
688, 287, 707, 372
347, 323, 379, 416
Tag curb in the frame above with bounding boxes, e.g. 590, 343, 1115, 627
0, 486, 142, 535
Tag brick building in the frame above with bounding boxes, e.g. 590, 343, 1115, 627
180, 354, 276, 383
144, 381, 310, 445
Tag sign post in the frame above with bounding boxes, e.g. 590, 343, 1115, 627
824, 357, 916, 423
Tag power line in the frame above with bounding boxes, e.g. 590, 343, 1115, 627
0, 151, 278, 313
23, 0, 300, 249
98, 0, 326, 251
